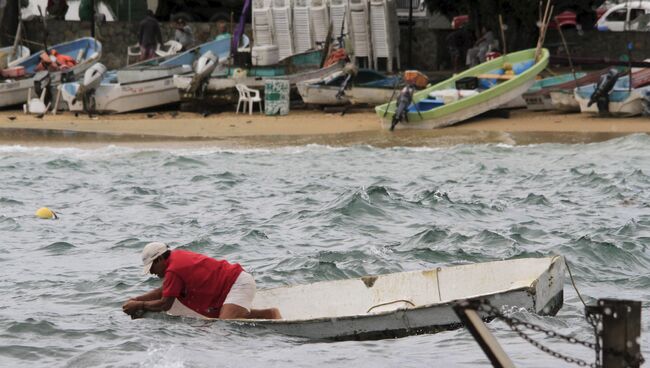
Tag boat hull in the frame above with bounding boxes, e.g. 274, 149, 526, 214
62, 76, 182, 114
575, 87, 649, 117
549, 90, 580, 112
347, 86, 397, 105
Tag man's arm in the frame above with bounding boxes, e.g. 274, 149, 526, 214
130, 287, 162, 301
122, 295, 175, 316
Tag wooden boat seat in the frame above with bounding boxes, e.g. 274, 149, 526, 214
477, 73, 516, 80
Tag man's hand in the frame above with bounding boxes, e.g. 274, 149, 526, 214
122, 300, 144, 316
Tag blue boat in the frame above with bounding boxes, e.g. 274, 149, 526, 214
60, 37, 231, 113
0, 37, 102, 108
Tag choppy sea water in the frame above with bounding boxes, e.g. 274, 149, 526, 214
1, 134, 649, 367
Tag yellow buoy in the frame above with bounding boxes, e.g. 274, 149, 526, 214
35, 207, 57, 219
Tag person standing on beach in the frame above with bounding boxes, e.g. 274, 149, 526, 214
214, 20, 231, 41
122, 242, 281, 320
173, 18, 194, 51
137, 10, 162, 61
466, 26, 495, 67
446, 25, 473, 72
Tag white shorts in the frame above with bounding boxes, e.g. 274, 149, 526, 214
223, 271, 256, 311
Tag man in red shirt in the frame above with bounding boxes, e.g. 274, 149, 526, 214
122, 242, 281, 320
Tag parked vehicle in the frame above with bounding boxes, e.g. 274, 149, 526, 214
596, 1, 650, 31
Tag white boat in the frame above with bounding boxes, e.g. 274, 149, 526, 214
549, 90, 581, 112
173, 49, 341, 105
60, 38, 231, 114
167, 256, 565, 340
298, 68, 401, 106
574, 74, 650, 117
0, 37, 101, 108
1, 45, 30, 67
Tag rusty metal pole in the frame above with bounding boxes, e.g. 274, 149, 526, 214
587, 299, 642, 368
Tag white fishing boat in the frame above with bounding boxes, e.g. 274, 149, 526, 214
59, 38, 231, 114
574, 71, 650, 117
167, 256, 565, 340
0, 37, 101, 108
297, 68, 401, 106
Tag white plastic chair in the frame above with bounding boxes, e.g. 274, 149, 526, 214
23, 87, 50, 116
126, 43, 141, 65
156, 40, 183, 57
235, 84, 263, 115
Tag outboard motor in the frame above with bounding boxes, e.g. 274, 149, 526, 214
188, 51, 218, 97
73, 62, 107, 114
588, 68, 619, 116
390, 84, 415, 131
336, 63, 358, 100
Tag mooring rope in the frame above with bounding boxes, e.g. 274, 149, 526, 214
564, 257, 588, 308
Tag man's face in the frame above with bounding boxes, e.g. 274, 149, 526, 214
149, 257, 166, 278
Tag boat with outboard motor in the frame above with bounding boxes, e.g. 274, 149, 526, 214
0, 37, 101, 109
375, 48, 549, 130
297, 66, 402, 106
574, 68, 650, 116
58, 38, 231, 114
165, 256, 565, 341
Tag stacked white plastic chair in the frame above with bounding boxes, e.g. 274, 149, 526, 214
309, 0, 330, 47
370, 0, 399, 71
349, 0, 372, 68
293, 0, 313, 53
272, 0, 294, 60
253, 0, 274, 46
369, 0, 400, 71
329, 0, 350, 42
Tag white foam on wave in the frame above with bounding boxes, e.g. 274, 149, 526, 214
0, 143, 354, 157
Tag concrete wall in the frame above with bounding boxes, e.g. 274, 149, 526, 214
20, 19, 650, 71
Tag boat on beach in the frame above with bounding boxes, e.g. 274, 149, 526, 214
543, 69, 608, 112
574, 69, 650, 116
523, 72, 587, 111
297, 67, 401, 106
167, 256, 565, 341
0, 37, 101, 109
375, 48, 549, 130
173, 48, 341, 105
59, 38, 231, 114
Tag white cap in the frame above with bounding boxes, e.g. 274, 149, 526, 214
141, 242, 169, 275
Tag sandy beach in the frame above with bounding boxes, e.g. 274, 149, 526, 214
0, 108, 648, 147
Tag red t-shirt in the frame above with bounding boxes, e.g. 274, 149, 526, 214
162, 250, 243, 318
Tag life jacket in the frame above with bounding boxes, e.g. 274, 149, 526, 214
55, 53, 76, 69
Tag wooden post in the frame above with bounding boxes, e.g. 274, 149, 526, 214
454, 301, 516, 368
556, 21, 578, 88
498, 15, 506, 54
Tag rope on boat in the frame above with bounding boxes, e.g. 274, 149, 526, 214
366, 299, 415, 313
564, 258, 588, 308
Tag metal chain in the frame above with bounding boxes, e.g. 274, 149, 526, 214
477, 302, 645, 367
478, 303, 599, 367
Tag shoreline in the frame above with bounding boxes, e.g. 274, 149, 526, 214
0, 109, 648, 147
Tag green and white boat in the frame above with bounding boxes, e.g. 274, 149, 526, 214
375, 48, 549, 130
